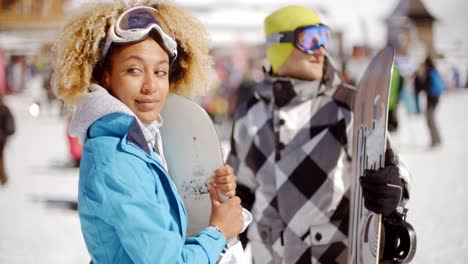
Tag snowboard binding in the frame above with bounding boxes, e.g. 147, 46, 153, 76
381, 210, 417, 263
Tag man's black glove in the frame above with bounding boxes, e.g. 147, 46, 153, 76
360, 148, 404, 217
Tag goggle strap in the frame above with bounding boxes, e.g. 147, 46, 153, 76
266, 31, 294, 47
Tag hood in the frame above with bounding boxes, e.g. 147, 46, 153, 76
256, 54, 343, 107
68, 84, 135, 144
256, 77, 322, 107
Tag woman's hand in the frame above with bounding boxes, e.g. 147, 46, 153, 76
211, 165, 236, 198
208, 183, 243, 240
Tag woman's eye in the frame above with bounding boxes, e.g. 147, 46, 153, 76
155, 70, 168, 77
127, 68, 141, 74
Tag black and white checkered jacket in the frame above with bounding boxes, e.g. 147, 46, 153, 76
227, 62, 410, 263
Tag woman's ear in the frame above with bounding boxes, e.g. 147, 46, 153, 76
101, 70, 111, 89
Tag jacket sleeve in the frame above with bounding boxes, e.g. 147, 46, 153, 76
82, 145, 226, 263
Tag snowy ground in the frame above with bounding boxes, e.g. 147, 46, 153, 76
390, 89, 468, 263
0, 89, 467, 263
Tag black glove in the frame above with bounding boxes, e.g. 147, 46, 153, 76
360, 148, 403, 217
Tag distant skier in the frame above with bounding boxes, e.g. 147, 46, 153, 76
416, 56, 444, 148
388, 64, 404, 132
0, 94, 15, 186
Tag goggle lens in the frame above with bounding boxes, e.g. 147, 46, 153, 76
296, 25, 329, 52
119, 8, 160, 31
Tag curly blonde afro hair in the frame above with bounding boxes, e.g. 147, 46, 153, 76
53, 0, 212, 107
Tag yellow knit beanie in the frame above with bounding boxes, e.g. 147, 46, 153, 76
264, 5, 322, 73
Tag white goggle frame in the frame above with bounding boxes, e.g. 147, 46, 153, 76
101, 6, 178, 62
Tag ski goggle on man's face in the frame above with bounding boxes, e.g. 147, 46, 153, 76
102, 6, 178, 62
266, 24, 330, 54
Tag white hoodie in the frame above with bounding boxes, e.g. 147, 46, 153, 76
68, 84, 167, 170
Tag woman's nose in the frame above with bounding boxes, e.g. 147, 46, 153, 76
142, 73, 158, 94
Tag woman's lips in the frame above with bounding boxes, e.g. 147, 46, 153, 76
135, 99, 159, 111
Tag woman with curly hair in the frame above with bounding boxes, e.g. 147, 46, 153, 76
52, 1, 244, 263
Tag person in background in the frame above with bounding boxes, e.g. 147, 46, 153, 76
388, 64, 404, 132
0, 94, 15, 186
52, 1, 244, 263
421, 56, 444, 148
227, 5, 412, 263
65, 113, 82, 168
413, 64, 426, 114
452, 67, 461, 89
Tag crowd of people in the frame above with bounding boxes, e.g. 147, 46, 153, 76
387, 56, 446, 148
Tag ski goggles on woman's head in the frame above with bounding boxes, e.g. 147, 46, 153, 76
266, 24, 330, 54
102, 6, 178, 62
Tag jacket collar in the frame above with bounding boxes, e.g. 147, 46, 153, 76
256, 77, 322, 107
86, 113, 151, 155
128, 118, 152, 155
83, 110, 171, 176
